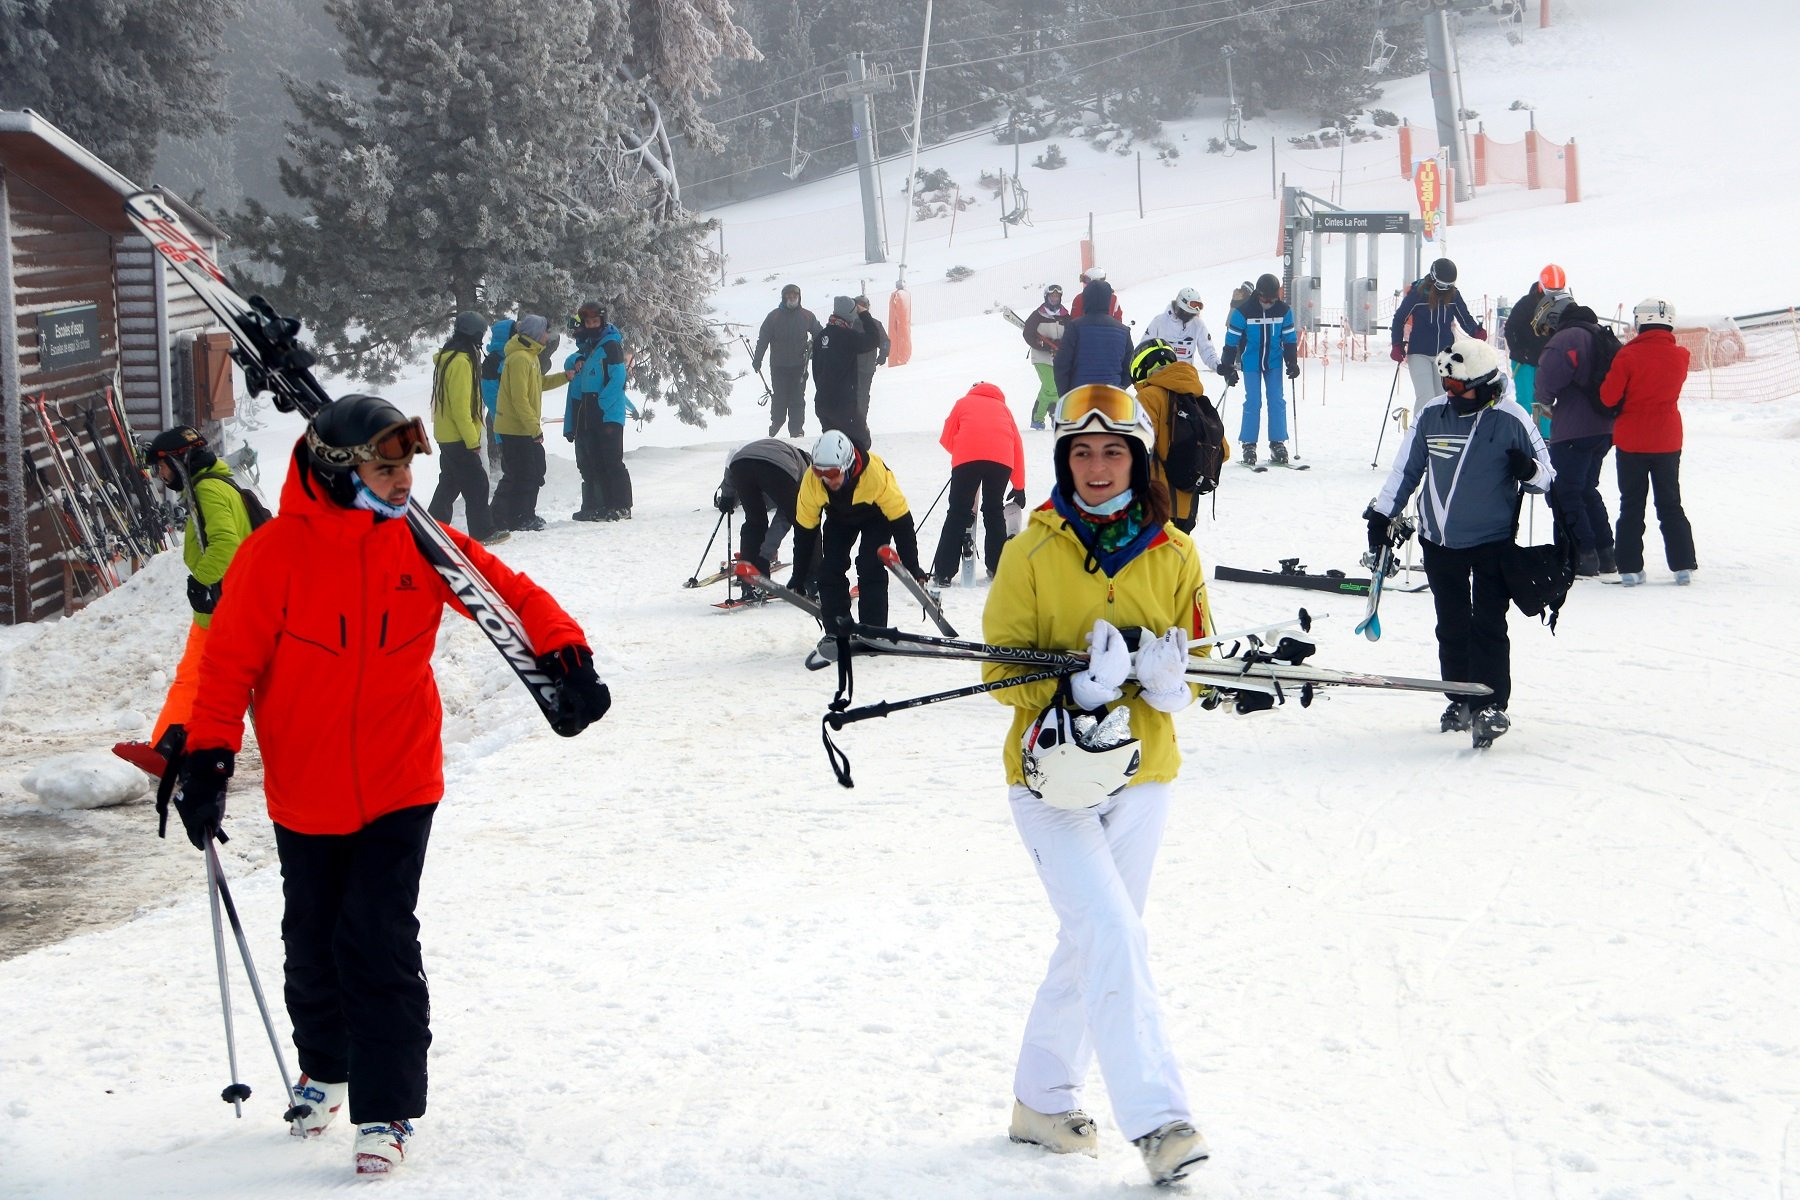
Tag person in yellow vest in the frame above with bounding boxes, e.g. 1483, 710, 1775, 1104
113, 426, 256, 776
425, 312, 509, 545
786, 429, 928, 634
490, 313, 568, 532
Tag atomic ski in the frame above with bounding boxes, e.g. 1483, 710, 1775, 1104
732, 562, 822, 622
878, 546, 957, 636
688, 559, 786, 589
1354, 514, 1417, 641
123, 192, 582, 735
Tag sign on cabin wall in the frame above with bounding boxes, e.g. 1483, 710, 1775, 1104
36, 303, 102, 371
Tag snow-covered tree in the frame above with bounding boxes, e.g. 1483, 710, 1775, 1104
237, 0, 754, 424
0, 0, 239, 179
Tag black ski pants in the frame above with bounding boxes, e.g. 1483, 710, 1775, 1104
932, 460, 1013, 583
1421, 537, 1513, 710
571, 400, 607, 515
769, 366, 808, 437
1548, 435, 1614, 556
492, 435, 546, 528
816, 399, 871, 452
819, 516, 893, 630
730, 459, 809, 574
427, 442, 497, 539
275, 803, 436, 1123
596, 421, 632, 514
1614, 450, 1696, 574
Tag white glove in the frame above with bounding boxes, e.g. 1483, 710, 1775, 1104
1070, 619, 1130, 711
1135, 626, 1193, 713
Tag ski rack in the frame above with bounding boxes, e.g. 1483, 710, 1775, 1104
123, 192, 580, 735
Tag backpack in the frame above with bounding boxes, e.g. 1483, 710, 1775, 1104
1577, 321, 1625, 410
193, 474, 271, 541
1499, 496, 1576, 633
480, 349, 503, 382
1162, 390, 1226, 496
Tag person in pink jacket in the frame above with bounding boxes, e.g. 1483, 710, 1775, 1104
932, 381, 1027, 585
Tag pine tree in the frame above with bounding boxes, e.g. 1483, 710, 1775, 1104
0, 0, 239, 179
234, 0, 754, 424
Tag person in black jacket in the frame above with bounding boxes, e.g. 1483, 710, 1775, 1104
1053, 280, 1133, 395
1503, 265, 1568, 439
853, 295, 890, 426
812, 296, 881, 450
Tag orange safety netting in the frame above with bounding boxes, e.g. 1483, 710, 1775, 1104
886, 288, 913, 367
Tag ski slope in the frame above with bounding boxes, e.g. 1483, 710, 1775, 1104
3, 1, 1799, 1196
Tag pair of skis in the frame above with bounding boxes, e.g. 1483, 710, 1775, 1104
122, 192, 583, 736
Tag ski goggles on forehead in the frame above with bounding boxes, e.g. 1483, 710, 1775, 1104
1053, 385, 1145, 436
306, 417, 433, 469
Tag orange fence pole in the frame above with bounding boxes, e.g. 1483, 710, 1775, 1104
1525, 129, 1541, 190
1564, 137, 1580, 203
1473, 127, 1488, 187
1398, 122, 1413, 179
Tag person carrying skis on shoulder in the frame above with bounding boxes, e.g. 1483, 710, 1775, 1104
563, 301, 637, 522
1129, 338, 1226, 534
1022, 284, 1069, 430
931, 381, 1026, 587
1142, 287, 1223, 377
1219, 273, 1298, 468
1362, 339, 1552, 748
981, 382, 1213, 1187
118, 425, 256, 776
1602, 297, 1696, 586
426, 312, 508, 546
787, 429, 928, 637
490, 313, 568, 532
1391, 257, 1486, 415
1504, 264, 1567, 438
166, 394, 609, 1178
1053, 279, 1132, 396
715, 437, 819, 579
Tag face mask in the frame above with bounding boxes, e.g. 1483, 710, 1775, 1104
1446, 389, 1488, 416
353, 476, 410, 519
1073, 487, 1134, 518
784, 297, 799, 308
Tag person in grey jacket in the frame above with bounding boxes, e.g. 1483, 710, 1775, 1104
714, 438, 819, 577
1363, 338, 1553, 748
753, 284, 822, 438
853, 296, 890, 426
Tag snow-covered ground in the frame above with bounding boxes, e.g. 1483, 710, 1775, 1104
4, 1, 1799, 1195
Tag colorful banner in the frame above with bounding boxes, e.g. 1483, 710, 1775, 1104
1414, 160, 1440, 242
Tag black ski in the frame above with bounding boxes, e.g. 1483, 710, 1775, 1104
732, 562, 822, 622
123, 192, 582, 735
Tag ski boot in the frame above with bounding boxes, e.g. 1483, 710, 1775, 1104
1268, 440, 1290, 466
354, 1119, 413, 1175
1240, 442, 1258, 468
1134, 1119, 1209, 1185
1470, 705, 1511, 749
1618, 571, 1645, 586
1439, 701, 1473, 733
1674, 569, 1694, 585
287, 1074, 348, 1138
1008, 1099, 1098, 1158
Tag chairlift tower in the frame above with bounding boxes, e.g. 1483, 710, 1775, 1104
821, 54, 896, 264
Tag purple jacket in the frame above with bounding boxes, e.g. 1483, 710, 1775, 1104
1535, 324, 1616, 444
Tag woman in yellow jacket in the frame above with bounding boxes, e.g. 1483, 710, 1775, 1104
1131, 338, 1227, 533
490, 313, 568, 532
981, 384, 1213, 1187
425, 312, 508, 544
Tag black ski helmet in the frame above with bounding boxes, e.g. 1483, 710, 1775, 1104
303, 394, 426, 507
143, 425, 216, 486
1429, 258, 1458, 289
1129, 338, 1179, 384
1255, 273, 1281, 300
452, 311, 488, 340
578, 300, 607, 325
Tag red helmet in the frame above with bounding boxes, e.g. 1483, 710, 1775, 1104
1539, 263, 1567, 291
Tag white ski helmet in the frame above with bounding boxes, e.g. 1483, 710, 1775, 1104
1021, 703, 1141, 810
1081, 266, 1107, 283
1174, 286, 1204, 315
812, 429, 858, 474
1435, 338, 1504, 388
1633, 297, 1676, 331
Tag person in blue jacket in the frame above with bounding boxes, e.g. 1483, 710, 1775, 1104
1052, 279, 1132, 396
1390, 258, 1486, 414
563, 301, 637, 521
1219, 273, 1299, 468
479, 317, 513, 475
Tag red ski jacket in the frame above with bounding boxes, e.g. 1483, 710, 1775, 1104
939, 382, 1026, 486
186, 444, 588, 835
1600, 328, 1690, 454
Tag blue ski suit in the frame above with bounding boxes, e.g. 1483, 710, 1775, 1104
1222, 297, 1297, 443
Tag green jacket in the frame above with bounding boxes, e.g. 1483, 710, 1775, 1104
431, 347, 485, 450
495, 334, 569, 437
184, 462, 252, 628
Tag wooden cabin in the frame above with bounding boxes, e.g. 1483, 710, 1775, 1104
0, 108, 234, 623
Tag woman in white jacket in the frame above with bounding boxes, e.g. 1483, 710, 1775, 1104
1142, 288, 1223, 375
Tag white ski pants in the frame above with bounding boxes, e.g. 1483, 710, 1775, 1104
1007, 781, 1190, 1141
1407, 353, 1442, 415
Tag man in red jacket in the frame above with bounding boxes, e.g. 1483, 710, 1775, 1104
1601, 298, 1697, 585
931, 381, 1026, 586
170, 395, 609, 1177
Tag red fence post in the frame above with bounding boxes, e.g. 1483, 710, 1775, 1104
1564, 137, 1580, 203
1473, 127, 1488, 187
1540, 0, 1551, 28
1399, 122, 1413, 179
1525, 129, 1542, 190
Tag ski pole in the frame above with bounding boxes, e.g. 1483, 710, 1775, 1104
683, 508, 729, 587
206, 843, 305, 1133
205, 843, 250, 1117
1370, 360, 1404, 468
916, 475, 954, 531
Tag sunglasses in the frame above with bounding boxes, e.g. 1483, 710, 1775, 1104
307, 417, 433, 469
1054, 385, 1146, 437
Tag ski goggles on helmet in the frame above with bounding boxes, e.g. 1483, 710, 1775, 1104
1053, 385, 1149, 439
306, 417, 433, 469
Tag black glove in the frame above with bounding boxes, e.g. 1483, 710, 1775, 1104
1007, 488, 1027, 507
1506, 447, 1538, 482
537, 645, 611, 736
1233, 690, 1277, 714
1284, 348, 1301, 380
174, 748, 234, 850
1218, 352, 1240, 388
187, 574, 222, 615
1363, 504, 1393, 555
713, 486, 735, 514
